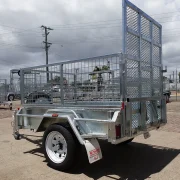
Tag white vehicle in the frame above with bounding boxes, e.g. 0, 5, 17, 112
12, 0, 166, 171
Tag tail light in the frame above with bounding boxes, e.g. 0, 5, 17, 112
121, 101, 125, 110
115, 125, 121, 139
52, 113, 58, 117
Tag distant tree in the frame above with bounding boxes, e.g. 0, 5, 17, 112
102, 65, 110, 71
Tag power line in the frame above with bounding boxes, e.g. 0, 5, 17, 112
0, 42, 42, 51
0, 28, 42, 36
151, 10, 180, 16
0, 15, 179, 37
52, 37, 122, 46
49, 12, 180, 28
0, 42, 42, 48
0, 23, 28, 30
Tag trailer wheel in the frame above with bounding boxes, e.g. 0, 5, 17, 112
121, 138, 134, 145
8, 94, 14, 101
13, 133, 21, 140
43, 124, 76, 171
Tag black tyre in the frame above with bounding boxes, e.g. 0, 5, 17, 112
121, 138, 134, 145
8, 94, 14, 101
14, 133, 21, 140
43, 124, 76, 171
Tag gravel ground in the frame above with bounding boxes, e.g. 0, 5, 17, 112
0, 101, 179, 180
160, 101, 180, 133
0, 100, 20, 119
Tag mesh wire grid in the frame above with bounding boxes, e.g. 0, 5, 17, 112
21, 54, 122, 107
124, 1, 162, 128
0, 79, 7, 102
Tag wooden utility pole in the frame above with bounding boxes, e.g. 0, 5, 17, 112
176, 69, 178, 101
41, 25, 53, 82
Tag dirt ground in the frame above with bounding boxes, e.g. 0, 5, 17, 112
0, 101, 179, 180
0, 100, 20, 119
160, 101, 180, 133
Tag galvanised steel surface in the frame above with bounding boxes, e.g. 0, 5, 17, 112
10, 69, 20, 97
20, 53, 123, 107
13, 0, 166, 146
0, 79, 7, 103
122, 0, 164, 130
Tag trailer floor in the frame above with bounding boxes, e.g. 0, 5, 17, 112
0, 101, 179, 180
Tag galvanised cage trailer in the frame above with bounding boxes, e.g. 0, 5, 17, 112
12, 0, 167, 171
10, 69, 21, 100
0, 79, 12, 110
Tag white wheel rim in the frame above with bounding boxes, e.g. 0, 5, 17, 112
9, 96, 13, 101
45, 131, 67, 164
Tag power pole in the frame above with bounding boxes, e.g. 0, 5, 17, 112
173, 71, 174, 83
41, 25, 53, 82
176, 69, 178, 101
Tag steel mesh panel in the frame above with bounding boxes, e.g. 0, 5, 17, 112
153, 66, 160, 81
127, 6, 138, 32
141, 67, 151, 97
153, 87, 160, 97
153, 45, 161, 64
127, 59, 139, 81
127, 87, 139, 98
124, 0, 163, 131
141, 64, 150, 76
124, 1, 162, 96
141, 39, 151, 98
157, 105, 162, 120
141, 40, 151, 63
146, 101, 152, 124
132, 102, 140, 128
142, 83, 151, 97
0, 79, 7, 102
62, 55, 121, 104
153, 66, 161, 97
132, 114, 140, 128
127, 33, 139, 57
153, 24, 160, 43
141, 16, 151, 39
10, 71, 20, 96
21, 54, 121, 106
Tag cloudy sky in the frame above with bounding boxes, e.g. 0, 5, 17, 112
0, 0, 180, 80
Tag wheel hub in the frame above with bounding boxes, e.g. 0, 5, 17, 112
46, 131, 67, 163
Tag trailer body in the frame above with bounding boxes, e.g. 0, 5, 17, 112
12, 0, 166, 170
0, 79, 12, 109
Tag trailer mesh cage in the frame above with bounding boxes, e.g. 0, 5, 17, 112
20, 53, 122, 107
0, 79, 7, 103
10, 69, 21, 98
18, 0, 166, 132
122, 0, 164, 130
